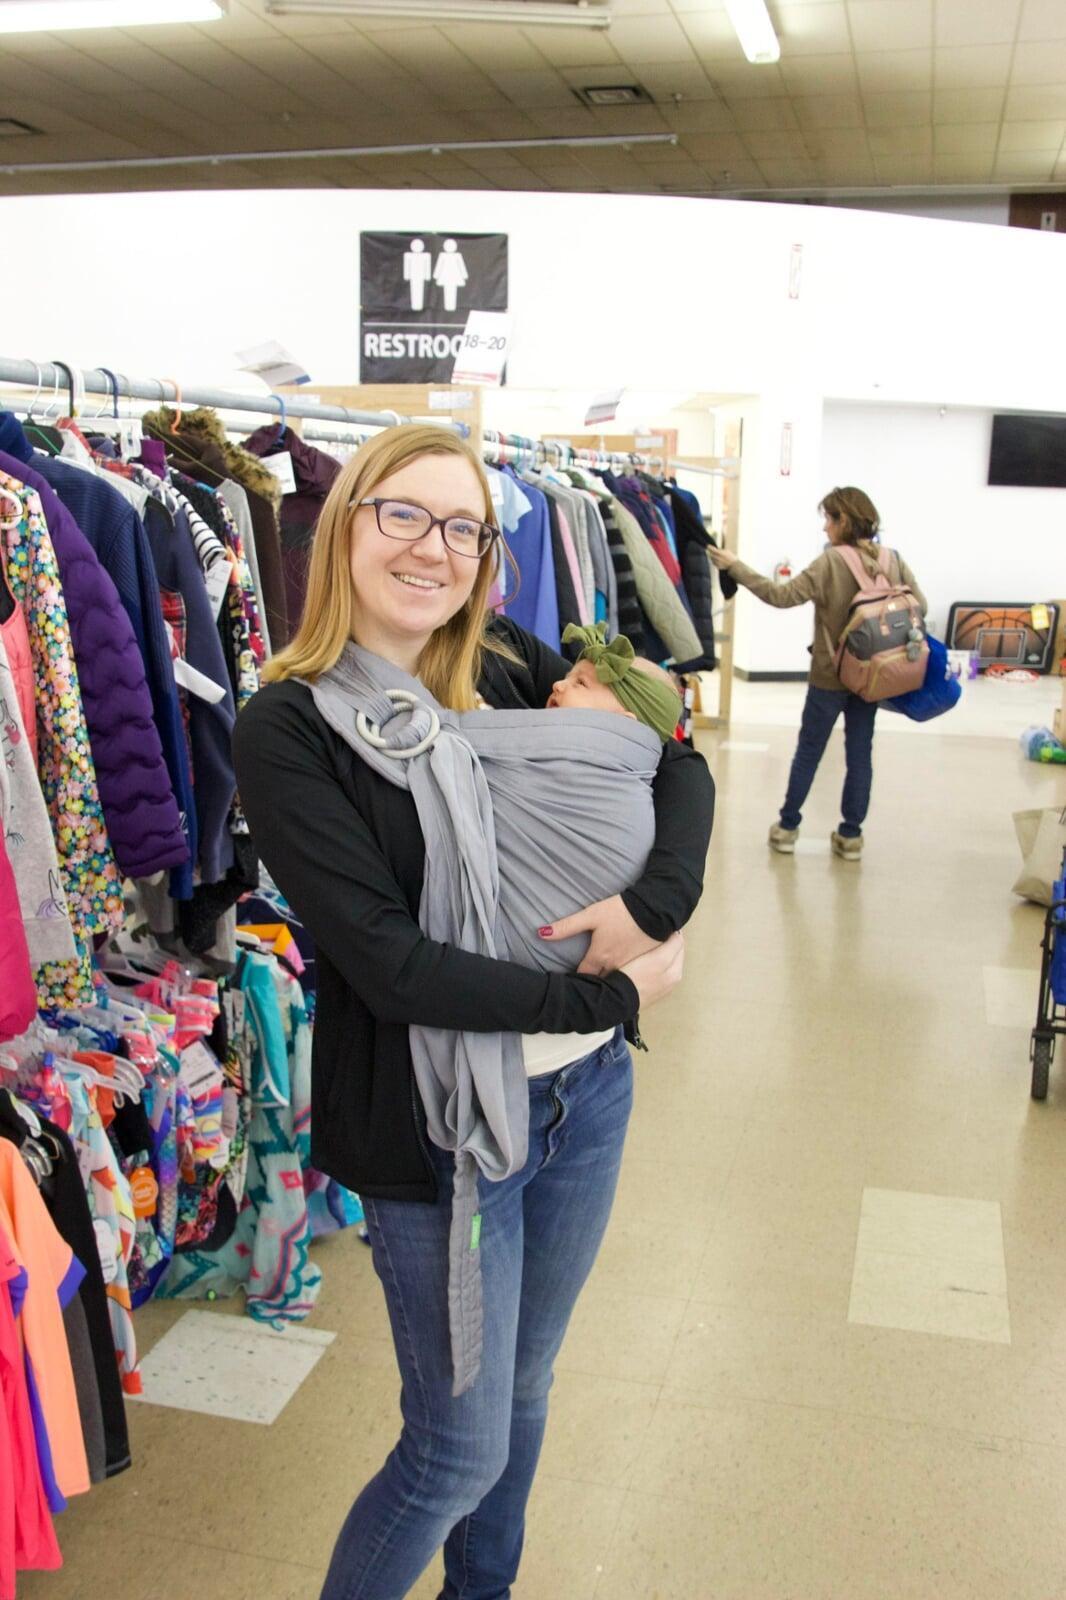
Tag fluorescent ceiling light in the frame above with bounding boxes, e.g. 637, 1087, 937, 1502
267, 0, 611, 25
721, 0, 779, 63
0, 0, 224, 30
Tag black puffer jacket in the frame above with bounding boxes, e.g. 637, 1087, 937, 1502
668, 489, 718, 670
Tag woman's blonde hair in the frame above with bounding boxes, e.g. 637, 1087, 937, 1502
263, 424, 514, 709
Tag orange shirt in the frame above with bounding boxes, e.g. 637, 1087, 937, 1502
0, 1142, 88, 1500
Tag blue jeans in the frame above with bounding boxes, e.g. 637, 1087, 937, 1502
780, 685, 877, 839
319, 1030, 634, 1600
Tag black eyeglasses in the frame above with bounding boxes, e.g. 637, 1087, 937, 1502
354, 497, 498, 559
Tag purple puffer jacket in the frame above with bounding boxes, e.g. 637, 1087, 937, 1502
0, 450, 188, 880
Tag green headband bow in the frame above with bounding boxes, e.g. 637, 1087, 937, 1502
562, 622, 681, 743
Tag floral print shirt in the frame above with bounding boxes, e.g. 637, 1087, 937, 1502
0, 471, 124, 1003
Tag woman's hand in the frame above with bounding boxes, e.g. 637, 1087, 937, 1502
620, 931, 685, 1010
539, 894, 659, 976
708, 546, 738, 570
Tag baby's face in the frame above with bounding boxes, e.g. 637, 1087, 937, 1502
547, 660, 630, 717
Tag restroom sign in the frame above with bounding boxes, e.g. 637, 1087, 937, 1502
360, 231, 509, 383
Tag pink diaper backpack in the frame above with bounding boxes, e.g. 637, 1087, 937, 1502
830, 544, 928, 703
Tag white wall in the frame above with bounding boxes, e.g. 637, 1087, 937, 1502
821, 402, 1066, 640
2, 185, 1064, 672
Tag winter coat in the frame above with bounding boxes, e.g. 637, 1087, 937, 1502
0, 451, 188, 880
143, 408, 289, 651
668, 489, 718, 670
242, 426, 340, 634
609, 500, 703, 664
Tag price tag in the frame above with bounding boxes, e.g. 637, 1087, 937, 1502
261, 451, 297, 495
429, 390, 474, 411
585, 388, 624, 426
204, 560, 231, 620
180, 1040, 225, 1098
173, 657, 227, 705
129, 1166, 159, 1220
452, 311, 512, 387
93, 1219, 118, 1285
1032, 603, 1050, 631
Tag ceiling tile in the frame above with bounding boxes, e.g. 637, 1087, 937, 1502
998, 119, 1066, 150
742, 129, 812, 158
846, 1, 933, 53
792, 93, 865, 127
660, 99, 738, 129
855, 49, 932, 92
725, 97, 801, 130
933, 122, 1000, 154
635, 62, 720, 99
487, 68, 572, 106
779, 53, 859, 92
935, 0, 1022, 47
933, 86, 1005, 121
706, 65, 788, 99
993, 148, 1057, 177
872, 152, 933, 182
1005, 84, 1066, 117
756, 157, 822, 184
587, 102, 671, 131
629, 138, 691, 161
678, 130, 750, 160
1055, 151, 1066, 177
1018, 0, 1066, 41
525, 105, 599, 133
704, 159, 767, 186
1011, 40, 1066, 84
774, 3, 852, 55
932, 152, 995, 179
672, 11, 746, 64
805, 126, 875, 157
863, 90, 932, 125
606, 14, 696, 61
866, 123, 933, 155
518, 25, 623, 67
437, 24, 549, 69
933, 45, 1013, 87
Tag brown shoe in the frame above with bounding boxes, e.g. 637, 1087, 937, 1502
768, 824, 799, 854
831, 831, 863, 860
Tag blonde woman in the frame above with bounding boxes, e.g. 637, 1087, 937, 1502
710, 486, 926, 859
233, 426, 713, 1600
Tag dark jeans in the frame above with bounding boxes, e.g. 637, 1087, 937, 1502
319, 1030, 633, 1600
780, 685, 877, 839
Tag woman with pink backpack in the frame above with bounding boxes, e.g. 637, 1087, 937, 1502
709, 486, 927, 860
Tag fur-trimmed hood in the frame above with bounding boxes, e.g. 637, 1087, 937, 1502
141, 406, 282, 506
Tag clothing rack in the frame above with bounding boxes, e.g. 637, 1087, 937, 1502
668, 457, 739, 478
0, 358, 466, 437
482, 429, 665, 475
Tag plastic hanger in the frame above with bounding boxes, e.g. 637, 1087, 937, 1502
270, 392, 287, 447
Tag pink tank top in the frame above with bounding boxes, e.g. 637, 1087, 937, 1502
0, 584, 36, 768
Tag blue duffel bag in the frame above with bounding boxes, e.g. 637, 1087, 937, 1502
880, 635, 962, 722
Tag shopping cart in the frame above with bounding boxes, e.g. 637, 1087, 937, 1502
1030, 846, 1066, 1100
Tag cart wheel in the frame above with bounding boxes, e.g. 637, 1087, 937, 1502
1031, 1037, 1052, 1102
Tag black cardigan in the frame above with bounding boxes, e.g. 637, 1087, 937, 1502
232, 618, 715, 1202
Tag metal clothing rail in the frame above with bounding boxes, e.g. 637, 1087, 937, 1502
667, 457, 739, 478
482, 428, 664, 474
0, 358, 466, 436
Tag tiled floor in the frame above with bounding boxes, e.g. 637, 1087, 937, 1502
23, 678, 1066, 1599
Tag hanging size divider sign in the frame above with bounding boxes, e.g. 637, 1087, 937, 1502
452, 311, 513, 387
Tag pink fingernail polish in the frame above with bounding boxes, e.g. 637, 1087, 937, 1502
538, 926, 554, 938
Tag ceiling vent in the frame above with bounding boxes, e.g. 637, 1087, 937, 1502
0, 117, 41, 137
575, 84, 652, 107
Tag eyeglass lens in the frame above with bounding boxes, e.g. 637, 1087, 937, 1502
376, 500, 492, 557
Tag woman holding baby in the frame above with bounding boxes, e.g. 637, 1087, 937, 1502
234, 425, 714, 1600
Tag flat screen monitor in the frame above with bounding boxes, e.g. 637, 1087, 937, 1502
988, 413, 1066, 488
